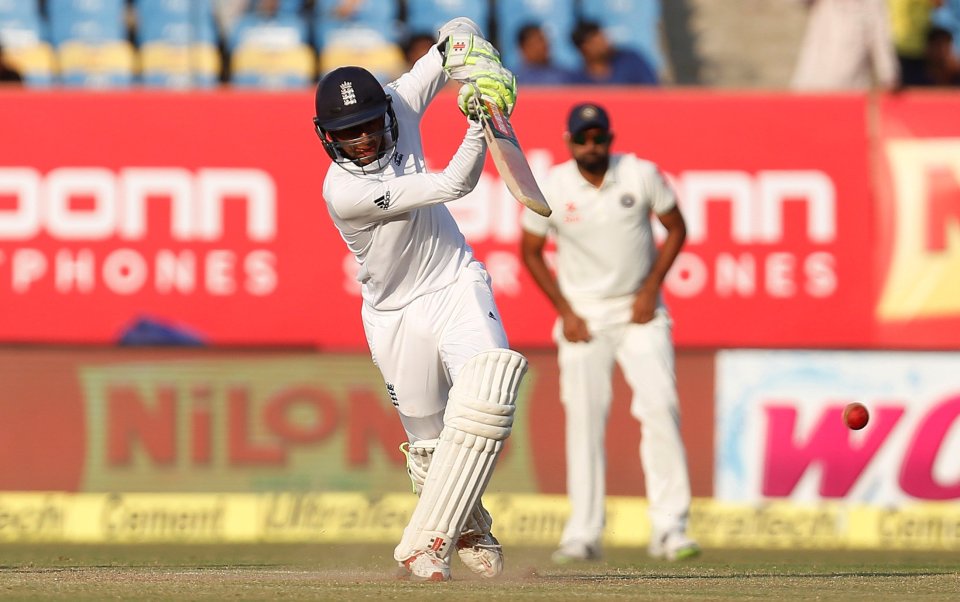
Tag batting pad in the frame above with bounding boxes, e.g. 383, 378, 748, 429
404, 439, 495, 540
394, 349, 527, 561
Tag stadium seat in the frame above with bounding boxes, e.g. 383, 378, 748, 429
278, 0, 304, 15
231, 44, 315, 88
318, 27, 404, 83
579, 0, 664, 73
135, 0, 221, 88
0, 0, 55, 86
494, 0, 579, 71
932, 0, 960, 56
47, 0, 136, 87
313, 0, 400, 48
405, 0, 489, 39
229, 4, 314, 88
229, 11, 309, 53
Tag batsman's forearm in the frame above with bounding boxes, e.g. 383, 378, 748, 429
439, 121, 487, 197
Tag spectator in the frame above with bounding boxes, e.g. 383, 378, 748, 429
514, 23, 576, 85
401, 31, 435, 70
0, 43, 23, 85
569, 20, 658, 86
919, 24, 960, 84
889, 0, 944, 86
791, 0, 899, 90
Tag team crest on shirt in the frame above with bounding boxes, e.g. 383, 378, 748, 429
620, 194, 636, 208
564, 201, 580, 223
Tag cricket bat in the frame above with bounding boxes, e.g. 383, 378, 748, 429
475, 96, 552, 217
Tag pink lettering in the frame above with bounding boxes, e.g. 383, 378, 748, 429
899, 395, 960, 499
762, 403, 904, 497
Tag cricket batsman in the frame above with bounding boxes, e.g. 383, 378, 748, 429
311, 18, 526, 581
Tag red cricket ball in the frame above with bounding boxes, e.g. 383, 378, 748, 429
843, 402, 870, 430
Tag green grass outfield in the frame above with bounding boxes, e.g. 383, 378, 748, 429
1, 544, 958, 600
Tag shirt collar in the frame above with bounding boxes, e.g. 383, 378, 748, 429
572, 154, 619, 188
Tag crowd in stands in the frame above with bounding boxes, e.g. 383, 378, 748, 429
792, 0, 960, 91
0, 0, 664, 89
0, 0, 957, 90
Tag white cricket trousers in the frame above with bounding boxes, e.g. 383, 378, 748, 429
556, 310, 692, 549
361, 262, 509, 442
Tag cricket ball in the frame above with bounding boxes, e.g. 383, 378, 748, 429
843, 402, 870, 430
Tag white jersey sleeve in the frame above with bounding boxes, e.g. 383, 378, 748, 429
323, 122, 486, 224
640, 159, 678, 216
520, 162, 563, 236
387, 45, 448, 117
520, 204, 551, 237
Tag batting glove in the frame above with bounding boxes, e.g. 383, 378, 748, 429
457, 72, 517, 120
436, 17, 483, 46
442, 33, 503, 82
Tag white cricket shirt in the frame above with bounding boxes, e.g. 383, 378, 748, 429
521, 153, 677, 326
322, 47, 487, 310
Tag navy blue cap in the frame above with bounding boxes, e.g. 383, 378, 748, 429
567, 103, 610, 134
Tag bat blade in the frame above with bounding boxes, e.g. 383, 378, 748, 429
479, 98, 552, 217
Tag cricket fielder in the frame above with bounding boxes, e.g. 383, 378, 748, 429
311, 18, 526, 581
520, 103, 699, 562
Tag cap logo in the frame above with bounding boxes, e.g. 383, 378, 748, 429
340, 81, 357, 106
581, 106, 599, 119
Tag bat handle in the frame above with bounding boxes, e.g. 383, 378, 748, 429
465, 80, 487, 121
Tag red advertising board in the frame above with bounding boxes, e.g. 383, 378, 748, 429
0, 348, 715, 495
875, 93, 960, 349
0, 89, 891, 348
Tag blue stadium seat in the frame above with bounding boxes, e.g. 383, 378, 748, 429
319, 27, 404, 83
0, 0, 55, 85
0, 0, 44, 30
494, 0, 578, 71
229, 11, 309, 52
405, 0, 489, 39
313, 0, 400, 47
932, 0, 960, 56
46, 0, 136, 87
229, 6, 314, 88
278, 0, 304, 15
579, 0, 664, 73
135, 0, 221, 88
136, 0, 218, 46
47, 0, 127, 45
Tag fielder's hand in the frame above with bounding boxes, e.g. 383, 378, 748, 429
561, 310, 592, 343
457, 73, 517, 120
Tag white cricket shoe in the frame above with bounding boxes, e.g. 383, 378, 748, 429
551, 542, 601, 564
397, 550, 451, 581
456, 532, 504, 578
648, 530, 701, 561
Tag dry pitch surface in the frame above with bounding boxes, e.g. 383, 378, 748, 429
1, 544, 958, 600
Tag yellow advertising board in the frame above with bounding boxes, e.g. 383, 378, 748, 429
1, 493, 958, 550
